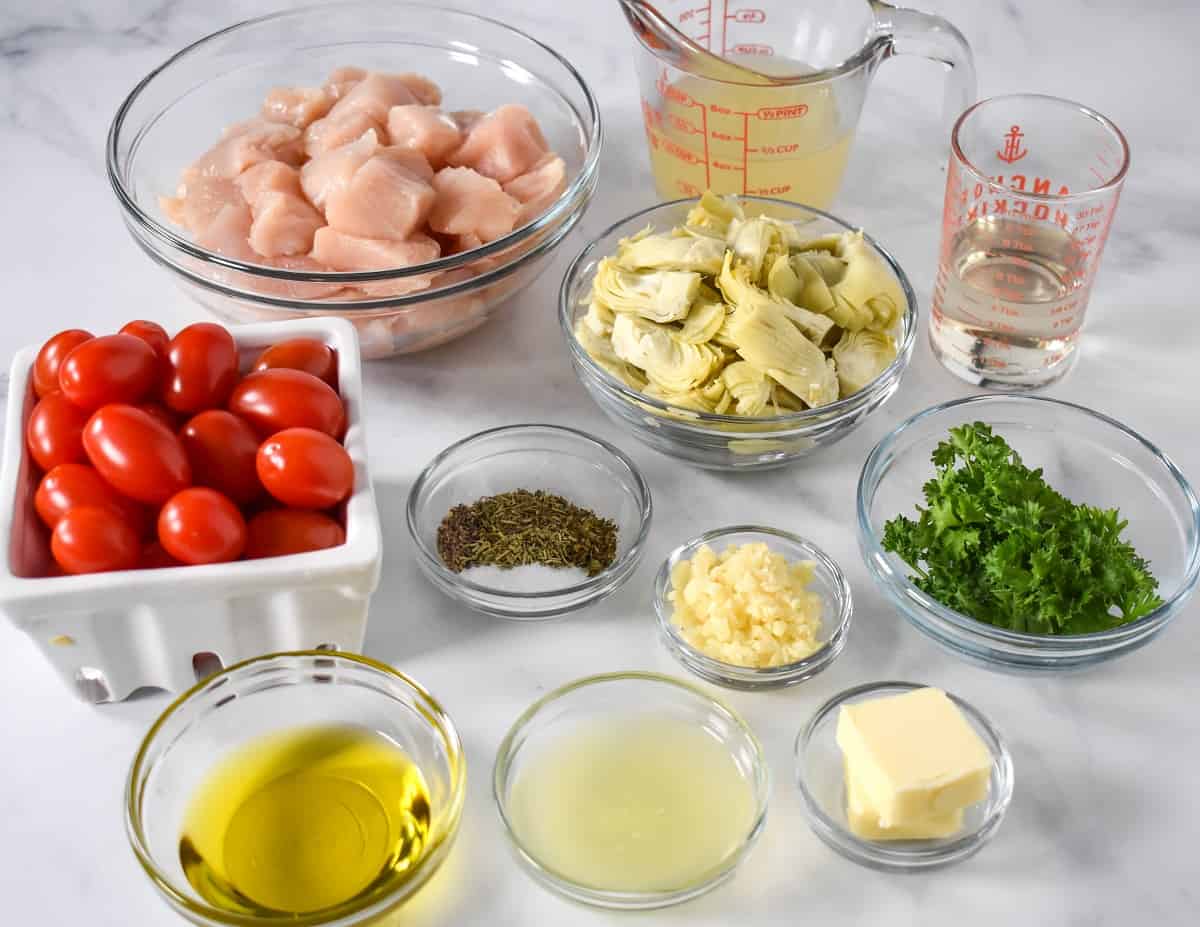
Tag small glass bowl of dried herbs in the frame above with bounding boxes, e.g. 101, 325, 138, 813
407, 425, 653, 619
858, 395, 1200, 672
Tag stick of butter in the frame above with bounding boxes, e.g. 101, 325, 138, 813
836, 687, 991, 828
844, 760, 964, 840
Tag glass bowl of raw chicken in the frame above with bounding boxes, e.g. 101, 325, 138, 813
560, 195, 917, 470
107, 2, 600, 357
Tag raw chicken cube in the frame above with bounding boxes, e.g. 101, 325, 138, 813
386, 105, 461, 167
304, 109, 386, 159
428, 167, 520, 243
159, 175, 243, 234
248, 191, 324, 257
324, 66, 367, 101
299, 130, 380, 209
325, 155, 437, 241
377, 146, 434, 181
235, 160, 303, 202
311, 226, 440, 271
326, 72, 419, 125
503, 153, 567, 225
450, 110, 484, 133
395, 73, 442, 106
195, 201, 257, 261
262, 85, 334, 129
190, 119, 304, 178
447, 104, 548, 183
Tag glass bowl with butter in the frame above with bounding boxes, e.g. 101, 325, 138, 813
794, 681, 1014, 872
126, 651, 466, 925
653, 526, 853, 689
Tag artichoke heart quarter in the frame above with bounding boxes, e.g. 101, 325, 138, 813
832, 231, 908, 330
726, 298, 839, 408
617, 232, 726, 275
685, 190, 744, 237
832, 329, 897, 395
611, 314, 721, 393
594, 258, 700, 323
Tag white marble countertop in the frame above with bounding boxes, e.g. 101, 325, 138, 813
1, 0, 1198, 923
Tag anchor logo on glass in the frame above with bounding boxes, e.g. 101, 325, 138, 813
997, 125, 1028, 164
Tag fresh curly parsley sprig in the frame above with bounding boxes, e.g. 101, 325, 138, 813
881, 422, 1162, 635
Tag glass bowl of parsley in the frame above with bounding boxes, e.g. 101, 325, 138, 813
857, 395, 1200, 672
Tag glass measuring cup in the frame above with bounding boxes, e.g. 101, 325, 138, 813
930, 94, 1130, 389
621, 0, 976, 208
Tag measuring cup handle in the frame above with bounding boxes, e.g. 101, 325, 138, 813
874, 2, 978, 128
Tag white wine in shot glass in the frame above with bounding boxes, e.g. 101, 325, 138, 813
931, 94, 1129, 389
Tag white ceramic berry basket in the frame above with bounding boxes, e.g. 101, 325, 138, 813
0, 317, 381, 703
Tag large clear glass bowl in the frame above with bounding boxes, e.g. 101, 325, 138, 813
126, 651, 466, 926
107, 2, 600, 358
857, 395, 1200, 672
559, 197, 916, 470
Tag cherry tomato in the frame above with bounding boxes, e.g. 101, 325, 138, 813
51, 506, 141, 574
256, 428, 353, 509
245, 508, 345, 559
163, 322, 239, 414
141, 540, 184, 569
251, 339, 338, 388
34, 463, 146, 532
138, 402, 179, 431
58, 334, 158, 411
26, 392, 90, 471
229, 369, 345, 440
83, 405, 192, 504
179, 410, 262, 505
33, 329, 93, 398
158, 487, 247, 565
120, 320, 170, 362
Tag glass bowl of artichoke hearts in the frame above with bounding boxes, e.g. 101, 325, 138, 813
560, 194, 916, 470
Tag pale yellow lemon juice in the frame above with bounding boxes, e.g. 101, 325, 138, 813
645, 55, 855, 209
506, 715, 757, 892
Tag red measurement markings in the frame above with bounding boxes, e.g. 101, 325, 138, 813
732, 43, 774, 55
676, 3, 713, 48
757, 104, 809, 120
742, 112, 749, 193
727, 7, 766, 22
658, 68, 711, 187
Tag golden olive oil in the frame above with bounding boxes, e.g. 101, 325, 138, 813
179, 724, 431, 916
507, 715, 757, 893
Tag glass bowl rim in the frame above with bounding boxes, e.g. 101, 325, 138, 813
793, 679, 1015, 866
124, 649, 467, 927
558, 194, 917, 427
491, 670, 770, 906
405, 423, 654, 600
856, 393, 1200, 647
653, 525, 854, 684
105, 0, 603, 285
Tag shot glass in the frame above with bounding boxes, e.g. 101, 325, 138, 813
930, 94, 1129, 389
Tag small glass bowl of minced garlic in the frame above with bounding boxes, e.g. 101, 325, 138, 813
406, 424, 653, 619
653, 526, 853, 689
126, 651, 466, 926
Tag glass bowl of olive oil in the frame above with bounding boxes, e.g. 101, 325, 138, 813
493, 671, 770, 909
126, 651, 466, 925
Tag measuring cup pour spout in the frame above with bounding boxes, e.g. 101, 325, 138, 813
623, 0, 977, 207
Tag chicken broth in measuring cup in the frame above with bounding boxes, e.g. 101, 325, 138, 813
645, 55, 855, 208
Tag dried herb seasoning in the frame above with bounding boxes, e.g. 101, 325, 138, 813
436, 489, 618, 576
